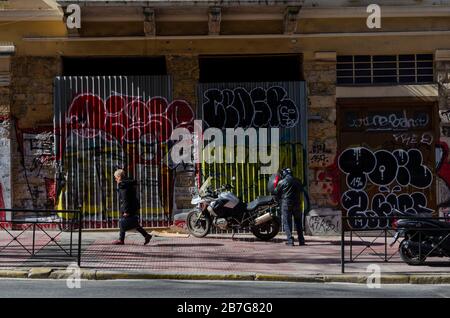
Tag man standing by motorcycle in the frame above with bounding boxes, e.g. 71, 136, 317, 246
273, 168, 306, 246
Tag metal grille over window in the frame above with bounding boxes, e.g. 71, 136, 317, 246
337, 54, 434, 85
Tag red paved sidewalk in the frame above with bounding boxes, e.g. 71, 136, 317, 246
1, 230, 450, 275
80, 231, 450, 275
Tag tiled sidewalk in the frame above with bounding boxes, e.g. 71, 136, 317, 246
1, 230, 450, 275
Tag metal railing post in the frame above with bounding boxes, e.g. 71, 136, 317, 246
77, 209, 82, 267
384, 229, 388, 262
341, 219, 345, 273
419, 230, 422, 262
32, 223, 36, 256
69, 218, 74, 257
350, 230, 353, 262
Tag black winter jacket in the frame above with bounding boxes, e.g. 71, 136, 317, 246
273, 174, 303, 207
118, 178, 140, 216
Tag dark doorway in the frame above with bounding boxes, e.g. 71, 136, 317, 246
62, 57, 167, 76
199, 54, 303, 83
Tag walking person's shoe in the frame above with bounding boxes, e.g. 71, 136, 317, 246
144, 234, 152, 245
112, 240, 125, 245
285, 240, 294, 246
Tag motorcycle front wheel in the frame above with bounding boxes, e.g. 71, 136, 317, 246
251, 216, 281, 241
399, 239, 426, 265
186, 210, 211, 238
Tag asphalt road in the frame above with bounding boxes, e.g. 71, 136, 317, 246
0, 279, 449, 298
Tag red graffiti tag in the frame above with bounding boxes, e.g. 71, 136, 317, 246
317, 156, 340, 205
65, 93, 194, 167
45, 178, 56, 206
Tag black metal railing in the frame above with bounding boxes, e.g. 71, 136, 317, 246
0, 208, 82, 267
341, 215, 450, 273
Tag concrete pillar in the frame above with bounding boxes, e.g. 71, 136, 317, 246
303, 51, 338, 210
0, 44, 14, 220
166, 54, 200, 111
165, 55, 200, 219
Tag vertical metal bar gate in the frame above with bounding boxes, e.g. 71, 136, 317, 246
54, 75, 188, 229
197, 82, 308, 232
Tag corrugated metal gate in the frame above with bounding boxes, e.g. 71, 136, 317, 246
54, 77, 308, 229
197, 82, 308, 222
54, 76, 195, 228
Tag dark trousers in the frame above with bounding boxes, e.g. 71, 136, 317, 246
119, 215, 149, 242
281, 204, 305, 244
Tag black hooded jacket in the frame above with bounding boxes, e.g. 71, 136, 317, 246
118, 178, 140, 216
273, 174, 303, 208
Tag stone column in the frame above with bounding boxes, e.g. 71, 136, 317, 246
303, 52, 341, 236
166, 54, 200, 111
303, 52, 338, 209
0, 45, 14, 219
164, 55, 200, 221
10, 56, 61, 210
435, 50, 450, 211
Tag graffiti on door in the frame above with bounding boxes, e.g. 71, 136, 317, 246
202, 86, 299, 129
198, 82, 307, 212
339, 147, 434, 229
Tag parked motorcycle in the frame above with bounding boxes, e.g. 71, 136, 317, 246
390, 208, 450, 265
187, 177, 281, 241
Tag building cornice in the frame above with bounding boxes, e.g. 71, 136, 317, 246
22, 30, 450, 42
2, 4, 450, 22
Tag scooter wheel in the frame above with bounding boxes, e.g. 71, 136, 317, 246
186, 210, 211, 238
399, 239, 426, 265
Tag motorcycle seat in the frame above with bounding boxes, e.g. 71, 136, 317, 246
246, 196, 275, 211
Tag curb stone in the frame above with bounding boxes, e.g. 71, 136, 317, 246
256, 274, 324, 283
409, 275, 450, 284
28, 268, 53, 279
380, 275, 410, 284
95, 272, 255, 281
323, 275, 367, 284
1, 269, 450, 284
48, 269, 97, 280
0, 269, 29, 279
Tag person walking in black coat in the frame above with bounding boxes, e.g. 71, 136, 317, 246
112, 169, 152, 245
273, 168, 306, 246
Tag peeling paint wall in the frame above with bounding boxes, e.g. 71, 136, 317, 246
304, 58, 339, 209
0, 115, 12, 220
9, 57, 60, 212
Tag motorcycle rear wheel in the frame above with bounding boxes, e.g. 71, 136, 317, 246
251, 216, 281, 241
186, 210, 211, 238
399, 239, 426, 265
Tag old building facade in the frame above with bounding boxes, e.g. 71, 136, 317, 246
0, 0, 449, 232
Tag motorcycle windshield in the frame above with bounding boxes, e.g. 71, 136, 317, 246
198, 176, 213, 197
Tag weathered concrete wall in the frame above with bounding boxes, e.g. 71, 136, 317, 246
304, 54, 339, 210
0, 59, 13, 220
166, 54, 200, 110
0, 115, 12, 217
9, 56, 60, 210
